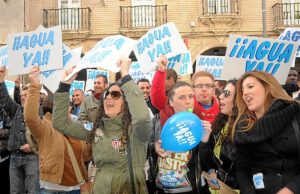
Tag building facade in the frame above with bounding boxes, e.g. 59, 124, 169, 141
1, 0, 300, 72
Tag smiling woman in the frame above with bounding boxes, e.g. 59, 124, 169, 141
52, 57, 152, 194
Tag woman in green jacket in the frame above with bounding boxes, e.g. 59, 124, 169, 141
52, 57, 152, 194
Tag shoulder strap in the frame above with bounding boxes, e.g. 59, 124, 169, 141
292, 115, 300, 162
126, 137, 136, 194
66, 139, 84, 184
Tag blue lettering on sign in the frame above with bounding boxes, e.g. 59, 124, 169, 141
87, 70, 108, 80
137, 26, 172, 55
98, 37, 125, 50
0, 47, 8, 57
13, 31, 55, 51
229, 37, 295, 75
168, 54, 181, 69
88, 50, 112, 64
198, 57, 224, 67
148, 40, 172, 62
23, 49, 51, 67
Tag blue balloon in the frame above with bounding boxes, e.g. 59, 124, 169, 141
160, 112, 203, 152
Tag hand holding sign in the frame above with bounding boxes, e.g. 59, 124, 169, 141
29, 67, 41, 84
62, 66, 78, 85
160, 112, 203, 152
116, 57, 132, 78
157, 55, 168, 72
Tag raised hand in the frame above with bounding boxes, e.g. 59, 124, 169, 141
116, 57, 132, 78
29, 67, 41, 85
62, 66, 78, 85
157, 55, 168, 72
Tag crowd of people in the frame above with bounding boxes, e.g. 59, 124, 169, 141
0, 56, 300, 194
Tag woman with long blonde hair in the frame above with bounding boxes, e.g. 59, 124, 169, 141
232, 71, 300, 194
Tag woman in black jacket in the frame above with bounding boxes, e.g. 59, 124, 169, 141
232, 71, 300, 194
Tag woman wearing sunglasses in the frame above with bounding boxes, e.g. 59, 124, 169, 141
52, 57, 152, 194
203, 80, 239, 193
233, 71, 300, 194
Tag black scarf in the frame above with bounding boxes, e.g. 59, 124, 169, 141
235, 99, 300, 145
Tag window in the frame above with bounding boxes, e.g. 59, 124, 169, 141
132, 0, 155, 27
207, 0, 231, 14
58, 0, 81, 29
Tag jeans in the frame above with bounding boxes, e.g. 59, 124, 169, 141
9, 153, 40, 194
40, 189, 80, 194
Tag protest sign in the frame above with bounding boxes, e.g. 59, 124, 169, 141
168, 52, 193, 76
72, 47, 82, 58
0, 46, 8, 67
70, 80, 85, 96
278, 28, 300, 58
196, 55, 225, 79
222, 35, 298, 84
85, 69, 109, 92
133, 22, 188, 72
64, 35, 135, 81
7, 26, 63, 75
40, 44, 81, 93
129, 62, 155, 82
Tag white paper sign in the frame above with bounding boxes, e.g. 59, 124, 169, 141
70, 80, 85, 96
129, 62, 155, 82
133, 22, 188, 72
40, 44, 81, 93
4, 80, 15, 96
278, 28, 300, 58
0, 46, 8, 67
65, 35, 135, 81
222, 35, 298, 84
168, 52, 193, 76
85, 69, 109, 92
7, 26, 63, 75
196, 55, 225, 79
72, 47, 82, 58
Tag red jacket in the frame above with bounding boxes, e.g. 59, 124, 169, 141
151, 70, 219, 125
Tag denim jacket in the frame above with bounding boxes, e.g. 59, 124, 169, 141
0, 82, 28, 152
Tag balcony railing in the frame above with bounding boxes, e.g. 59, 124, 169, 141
120, 5, 167, 29
273, 3, 300, 27
43, 8, 91, 31
202, 0, 239, 15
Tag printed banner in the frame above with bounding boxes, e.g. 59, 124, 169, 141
196, 55, 225, 79
167, 52, 193, 76
133, 22, 188, 72
7, 26, 63, 75
222, 35, 298, 84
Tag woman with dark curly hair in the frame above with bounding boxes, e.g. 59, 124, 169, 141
52, 57, 152, 194
203, 79, 239, 193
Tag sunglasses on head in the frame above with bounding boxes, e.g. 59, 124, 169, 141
221, 90, 231, 97
103, 90, 123, 100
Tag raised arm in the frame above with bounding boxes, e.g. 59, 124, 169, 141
150, 56, 168, 110
52, 67, 90, 141
118, 57, 152, 142
24, 67, 50, 140
0, 67, 19, 119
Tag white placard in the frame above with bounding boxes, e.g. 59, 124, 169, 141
196, 55, 225, 80
129, 62, 155, 82
222, 35, 299, 84
85, 69, 109, 92
65, 35, 135, 81
278, 28, 300, 58
40, 44, 81, 93
4, 80, 15, 96
168, 51, 193, 76
7, 26, 63, 75
70, 80, 85, 96
133, 22, 188, 72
